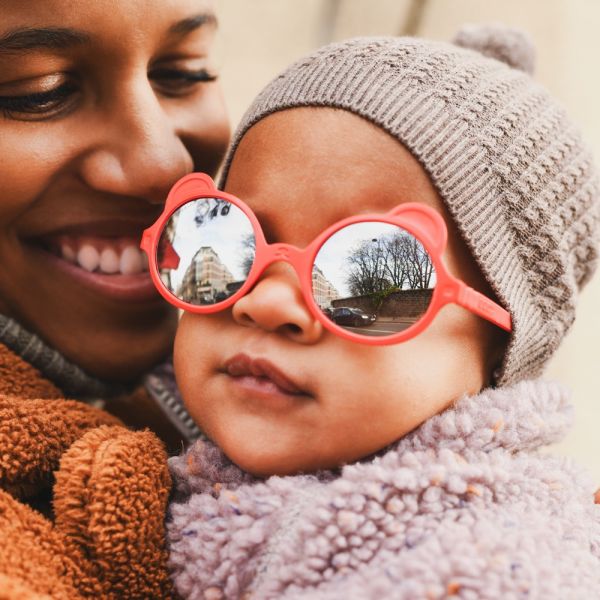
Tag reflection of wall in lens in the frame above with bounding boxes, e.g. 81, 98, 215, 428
177, 246, 235, 304
312, 264, 340, 308
332, 288, 433, 321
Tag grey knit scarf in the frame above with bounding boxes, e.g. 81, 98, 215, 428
0, 313, 122, 399
0, 314, 200, 444
168, 379, 600, 599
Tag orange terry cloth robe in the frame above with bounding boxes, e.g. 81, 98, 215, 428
0, 342, 174, 599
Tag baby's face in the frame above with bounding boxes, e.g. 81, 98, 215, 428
175, 108, 502, 476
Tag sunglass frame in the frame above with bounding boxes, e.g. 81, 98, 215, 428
141, 173, 511, 345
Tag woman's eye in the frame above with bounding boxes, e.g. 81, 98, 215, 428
0, 80, 79, 121
149, 67, 217, 96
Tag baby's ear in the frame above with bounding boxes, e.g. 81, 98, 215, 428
165, 173, 218, 211
389, 203, 447, 254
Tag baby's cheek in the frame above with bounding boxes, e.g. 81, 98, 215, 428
173, 314, 217, 403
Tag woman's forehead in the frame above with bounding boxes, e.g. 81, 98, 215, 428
0, 0, 217, 50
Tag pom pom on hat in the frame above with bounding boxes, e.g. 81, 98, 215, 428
453, 23, 536, 75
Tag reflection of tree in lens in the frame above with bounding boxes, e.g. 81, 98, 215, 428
239, 232, 256, 277
345, 230, 433, 295
193, 198, 232, 226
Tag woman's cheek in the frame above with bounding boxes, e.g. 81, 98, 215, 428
0, 127, 72, 225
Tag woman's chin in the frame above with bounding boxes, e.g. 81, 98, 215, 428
45, 311, 177, 383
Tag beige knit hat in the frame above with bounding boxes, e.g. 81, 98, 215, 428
220, 25, 600, 386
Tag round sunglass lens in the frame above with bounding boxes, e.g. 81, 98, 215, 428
157, 197, 255, 305
312, 221, 436, 338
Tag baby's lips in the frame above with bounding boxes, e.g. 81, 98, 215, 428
223, 353, 308, 396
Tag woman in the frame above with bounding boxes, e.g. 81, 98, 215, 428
0, 0, 229, 440
0, 1, 228, 596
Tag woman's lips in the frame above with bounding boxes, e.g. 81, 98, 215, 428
32, 245, 159, 302
26, 229, 160, 303
42, 234, 149, 275
223, 353, 310, 398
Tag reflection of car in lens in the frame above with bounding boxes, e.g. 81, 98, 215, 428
214, 291, 229, 303
331, 307, 376, 327
321, 307, 334, 318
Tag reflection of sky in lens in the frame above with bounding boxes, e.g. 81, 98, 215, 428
314, 221, 437, 296
166, 199, 254, 290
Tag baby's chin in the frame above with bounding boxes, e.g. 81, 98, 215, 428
214, 424, 388, 478
216, 434, 314, 478
212, 427, 344, 478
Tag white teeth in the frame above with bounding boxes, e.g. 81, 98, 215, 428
77, 245, 100, 272
120, 245, 144, 275
61, 244, 76, 263
99, 248, 120, 274
59, 240, 149, 275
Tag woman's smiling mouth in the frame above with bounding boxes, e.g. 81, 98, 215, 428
44, 234, 148, 275
26, 220, 161, 303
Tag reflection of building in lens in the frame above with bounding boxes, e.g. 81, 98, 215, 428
177, 246, 235, 304
157, 214, 180, 291
312, 265, 340, 308
160, 271, 172, 291
226, 280, 245, 295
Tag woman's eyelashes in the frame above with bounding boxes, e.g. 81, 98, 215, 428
0, 67, 218, 120
0, 80, 80, 120
149, 67, 218, 96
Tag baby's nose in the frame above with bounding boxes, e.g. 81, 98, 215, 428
231, 264, 323, 344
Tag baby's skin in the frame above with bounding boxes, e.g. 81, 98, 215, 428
174, 107, 506, 477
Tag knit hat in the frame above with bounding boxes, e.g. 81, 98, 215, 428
219, 25, 600, 386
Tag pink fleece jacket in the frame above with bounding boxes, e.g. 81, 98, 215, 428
167, 379, 600, 599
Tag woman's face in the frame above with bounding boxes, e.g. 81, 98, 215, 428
0, 0, 229, 380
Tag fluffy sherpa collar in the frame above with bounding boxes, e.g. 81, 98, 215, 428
170, 379, 573, 494
168, 380, 600, 599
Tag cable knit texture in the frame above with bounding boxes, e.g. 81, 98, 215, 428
219, 28, 600, 386
168, 380, 600, 599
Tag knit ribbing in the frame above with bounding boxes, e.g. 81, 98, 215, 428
219, 35, 600, 385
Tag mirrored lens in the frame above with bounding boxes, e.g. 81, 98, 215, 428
313, 221, 436, 337
157, 198, 255, 305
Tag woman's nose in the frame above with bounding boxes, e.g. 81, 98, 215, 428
231, 264, 324, 344
77, 79, 195, 203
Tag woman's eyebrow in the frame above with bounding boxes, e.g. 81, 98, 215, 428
0, 13, 216, 55
0, 27, 90, 55
168, 13, 218, 36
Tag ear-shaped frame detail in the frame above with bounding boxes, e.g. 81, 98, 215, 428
164, 173, 217, 212
141, 173, 219, 254
388, 203, 448, 254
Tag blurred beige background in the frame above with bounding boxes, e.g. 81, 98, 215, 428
213, 0, 600, 480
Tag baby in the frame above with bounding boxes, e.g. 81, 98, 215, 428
142, 25, 600, 598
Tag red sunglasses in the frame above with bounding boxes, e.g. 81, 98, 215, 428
141, 173, 511, 345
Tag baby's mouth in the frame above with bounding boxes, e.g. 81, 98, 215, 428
223, 353, 310, 397
41, 234, 148, 275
